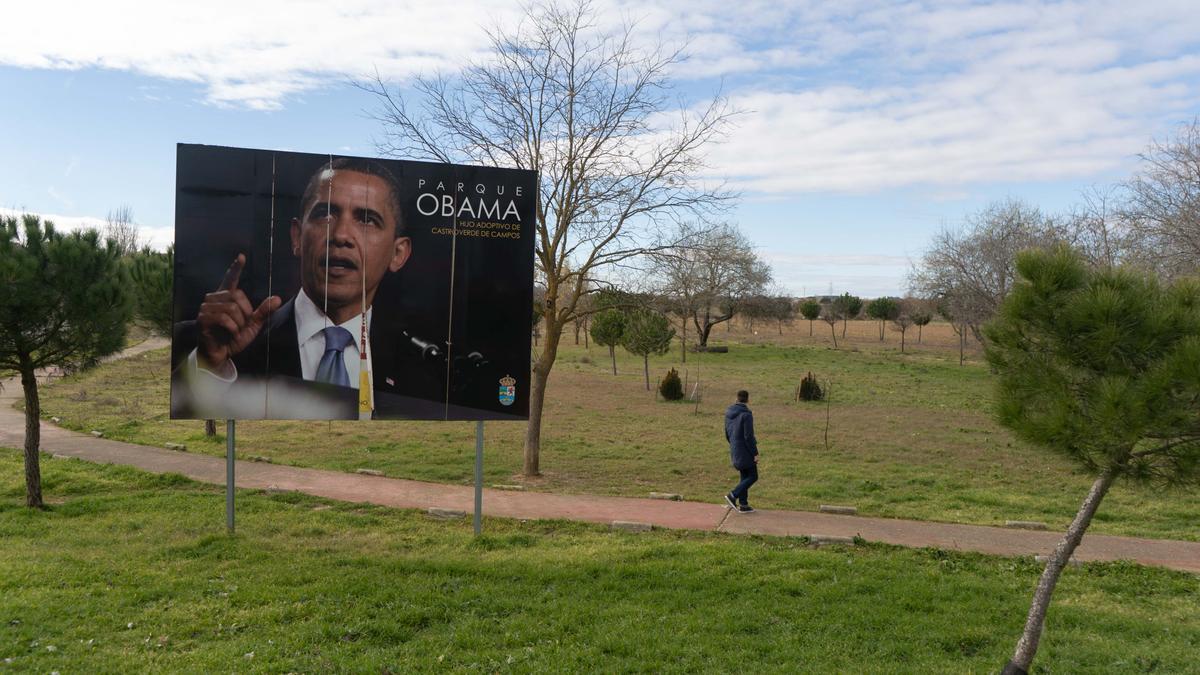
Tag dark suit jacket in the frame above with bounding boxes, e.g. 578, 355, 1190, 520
171, 297, 447, 419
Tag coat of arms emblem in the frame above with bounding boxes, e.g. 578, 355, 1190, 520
498, 374, 517, 406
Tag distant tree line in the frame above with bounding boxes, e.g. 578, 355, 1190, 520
910, 119, 1200, 346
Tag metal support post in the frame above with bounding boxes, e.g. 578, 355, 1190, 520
226, 419, 235, 534
474, 420, 484, 536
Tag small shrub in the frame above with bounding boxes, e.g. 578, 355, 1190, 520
578, 354, 593, 365
797, 372, 823, 401
659, 368, 684, 401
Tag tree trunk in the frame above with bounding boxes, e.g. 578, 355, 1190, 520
643, 354, 650, 391
878, 319, 885, 341
680, 320, 687, 363
609, 345, 616, 375
778, 320, 783, 335
523, 321, 563, 476
959, 323, 965, 366
829, 322, 838, 349
583, 317, 589, 349
900, 328, 905, 353
969, 322, 985, 344
205, 419, 216, 436
842, 317, 847, 338
699, 322, 714, 348
523, 369, 549, 476
1005, 468, 1117, 674
808, 319, 813, 336
20, 362, 43, 509
917, 324, 923, 343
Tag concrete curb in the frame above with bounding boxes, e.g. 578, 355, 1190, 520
1006, 520, 1049, 531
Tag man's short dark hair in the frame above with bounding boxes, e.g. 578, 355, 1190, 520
300, 157, 405, 236
736, 390, 749, 403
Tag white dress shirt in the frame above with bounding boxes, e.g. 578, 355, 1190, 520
189, 287, 373, 390
293, 288, 373, 387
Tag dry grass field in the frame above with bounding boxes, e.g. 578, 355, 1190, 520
30, 319, 1200, 541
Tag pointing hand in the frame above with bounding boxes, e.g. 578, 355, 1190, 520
196, 254, 282, 373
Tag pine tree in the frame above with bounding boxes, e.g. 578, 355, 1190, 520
129, 245, 174, 336
986, 246, 1200, 674
866, 297, 900, 340
621, 310, 675, 390
799, 300, 821, 336
589, 309, 627, 375
1, 215, 132, 507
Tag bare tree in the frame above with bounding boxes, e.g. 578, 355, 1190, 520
362, 0, 736, 475
820, 304, 840, 349
1059, 185, 1128, 270
937, 291, 980, 366
891, 299, 915, 353
1121, 119, 1200, 280
739, 291, 795, 335
654, 222, 771, 348
909, 198, 1059, 342
770, 294, 797, 335
103, 205, 142, 257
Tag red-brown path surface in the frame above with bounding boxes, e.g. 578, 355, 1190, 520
3, 340, 1198, 574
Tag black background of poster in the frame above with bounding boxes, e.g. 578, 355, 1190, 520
171, 144, 536, 420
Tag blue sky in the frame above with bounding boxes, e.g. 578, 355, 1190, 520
2, 0, 1198, 297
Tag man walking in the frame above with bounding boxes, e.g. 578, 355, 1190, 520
724, 389, 759, 513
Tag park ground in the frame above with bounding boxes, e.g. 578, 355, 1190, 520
31, 319, 1200, 542
2, 452, 1199, 673
7, 319, 1200, 671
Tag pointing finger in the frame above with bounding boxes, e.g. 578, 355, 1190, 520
218, 253, 246, 291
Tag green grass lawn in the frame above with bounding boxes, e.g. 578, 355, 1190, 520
2, 449, 1198, 673
28, 323, 1200, 542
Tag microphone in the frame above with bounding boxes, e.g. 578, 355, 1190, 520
403, 331, 444, 362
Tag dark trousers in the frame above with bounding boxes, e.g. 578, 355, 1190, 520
730, 465, 758, 505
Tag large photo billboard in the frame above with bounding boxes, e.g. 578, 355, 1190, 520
170, 144, 536, 421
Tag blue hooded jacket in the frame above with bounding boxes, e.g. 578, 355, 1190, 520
725, 402, 758, 470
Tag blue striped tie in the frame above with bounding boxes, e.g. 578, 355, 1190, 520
315, 326, 354, 387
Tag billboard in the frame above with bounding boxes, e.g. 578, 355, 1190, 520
169, 144, 536, 421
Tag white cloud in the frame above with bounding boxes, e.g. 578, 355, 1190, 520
703, 1, 1200, 193
0, 208, 172, 251
763, 252, 914, 296
774, 271, 910, 298
1, 0, 526, 110
763, 253, 911, 267
3, 0, 1198, 194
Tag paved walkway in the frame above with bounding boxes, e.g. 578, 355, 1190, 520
3, 340, 1198, 574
